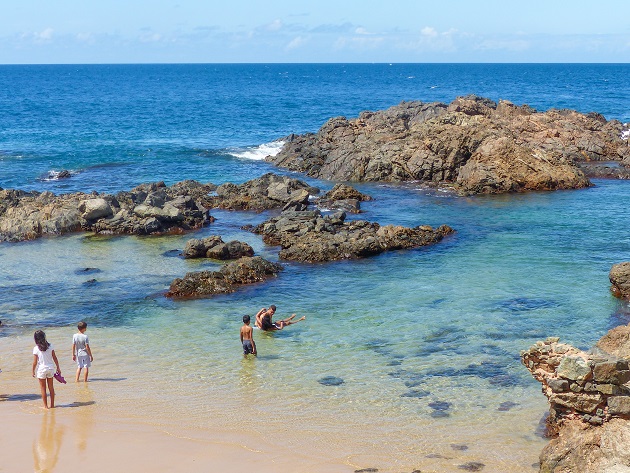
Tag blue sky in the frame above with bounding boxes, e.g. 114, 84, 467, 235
2, 0, 629, 64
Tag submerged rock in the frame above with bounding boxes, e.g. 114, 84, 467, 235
251, 209, 453, 263
165, 256, 282, 299
269, 96, 630, 194
318, 376, 345, 386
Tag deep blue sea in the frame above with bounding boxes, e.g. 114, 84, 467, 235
1, 64, 630, 472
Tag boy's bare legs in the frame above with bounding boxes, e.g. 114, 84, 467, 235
47, 378, 55, 408
38, 378, 49, 409
76, 367, 82, 382
83, 367, 89, 382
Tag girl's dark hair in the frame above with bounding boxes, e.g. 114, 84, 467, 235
34, 330, 50, 352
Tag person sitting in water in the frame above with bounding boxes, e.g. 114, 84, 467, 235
255, 305, 305, 331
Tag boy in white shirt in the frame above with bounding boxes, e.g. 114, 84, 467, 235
72, 321, 94, 382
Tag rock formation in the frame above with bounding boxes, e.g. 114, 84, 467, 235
0, 180, 215, 242
522, 326, 630, 473
315, 183, 373, 213
182, 235, 254, 260
209, 172, 320, 211
610, 262, 630, 299
269, 96, 630, 195
251, 209, 454, 263
0, 174, 323, 243
165, 256, 282, 298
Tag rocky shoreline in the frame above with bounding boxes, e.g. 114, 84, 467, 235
4, 97, 630, 471
518, 262, 630, 472
269, 95, 630, 194
522, 326, 630, 473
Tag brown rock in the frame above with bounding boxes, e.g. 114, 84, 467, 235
269, 96, 628, 195
252, 210, 454, 263
165, 256, 282, 299
610, 262, 630, 299
182, 236, 254, 260
596, 323, 630, 359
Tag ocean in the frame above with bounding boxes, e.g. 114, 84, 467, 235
1, 63, 630, 472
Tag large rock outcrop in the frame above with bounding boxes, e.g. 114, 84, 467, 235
269, 96, 630, 195
165, 256, 282, 298
0, 181, 215, 242
251, 209, 454, 262
522, 325, 630, 473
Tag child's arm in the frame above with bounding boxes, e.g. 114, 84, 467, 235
240, 327, 244, 344
52, 350, 61, 374
72, 342, 76, 361
32, 355, 38, 377
86, 343, 93, 362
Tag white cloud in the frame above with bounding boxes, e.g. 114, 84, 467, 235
139, 32, 162, 43
76, 32, 93, 43
286, 36, 305, 50
267, 19, 283, 31
38, 28, 54, 40
421, 27, 438, 38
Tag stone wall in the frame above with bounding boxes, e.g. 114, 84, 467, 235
521, 337, 630, 435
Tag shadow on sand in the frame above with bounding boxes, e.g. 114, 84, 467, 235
0, 393, 41, 402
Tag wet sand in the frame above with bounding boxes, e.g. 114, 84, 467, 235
0, 325, 546, 473
0, 387, 351, 473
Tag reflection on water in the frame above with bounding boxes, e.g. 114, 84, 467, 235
33, 411, 64, 473
73, 386, 95, 452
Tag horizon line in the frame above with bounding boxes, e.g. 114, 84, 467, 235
1, 61, 629, 66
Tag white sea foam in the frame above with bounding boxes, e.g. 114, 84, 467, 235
622, 126, 630, 141
229, 140, 285, 161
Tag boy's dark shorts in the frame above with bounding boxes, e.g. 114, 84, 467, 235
242, 340, 254, 355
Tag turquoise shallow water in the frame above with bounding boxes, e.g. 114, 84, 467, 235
1, 64, 630, 471
2, 179, 630, 470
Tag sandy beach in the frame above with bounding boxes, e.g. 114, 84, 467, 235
0, 324, 547, 473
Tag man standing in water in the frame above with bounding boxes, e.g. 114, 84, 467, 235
255, 305, 306, 331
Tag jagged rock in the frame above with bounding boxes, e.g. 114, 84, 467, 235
610, 262, 630, 299
597, 324, 630, 360
210, 173, 319, 211
269, 96, 630, 195
251, 209, 453, 262
315, 184, 373, 213
165, 256, 282, 299
0, 180, 215, 242
182, 236, 254, 260
523, 326, 630, 472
